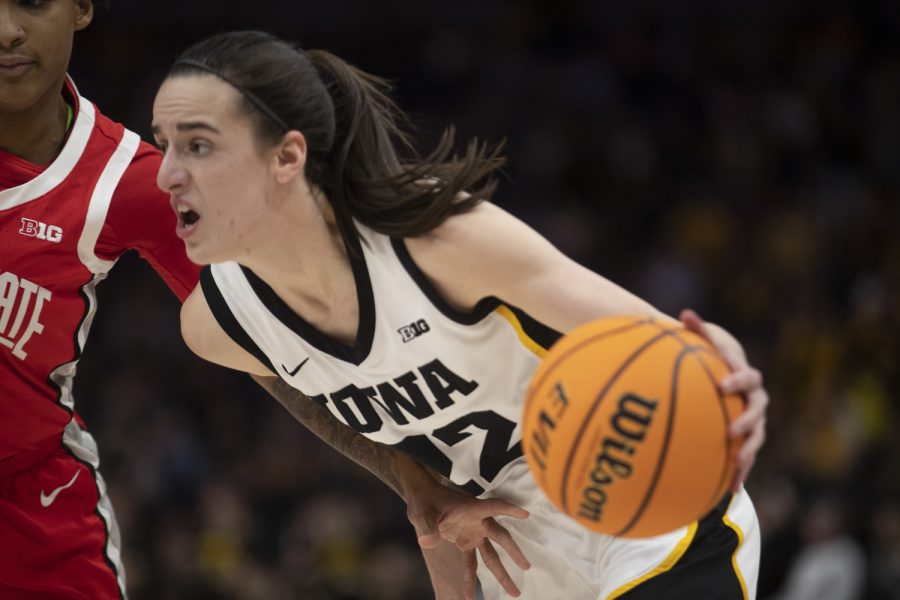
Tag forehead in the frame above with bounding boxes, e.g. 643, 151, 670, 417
152, 74, 244, 128
0, 0, 77, 28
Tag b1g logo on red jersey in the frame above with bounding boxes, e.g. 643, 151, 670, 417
19, 218, 63, 243
0, 270, 52, 360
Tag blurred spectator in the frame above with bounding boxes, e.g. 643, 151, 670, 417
765, 494, 866, 600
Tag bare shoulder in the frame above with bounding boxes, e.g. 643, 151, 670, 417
403, 201, 667, 332
407, 202, 553, 268
402, 202, 561, 310
181, 286, 273, 376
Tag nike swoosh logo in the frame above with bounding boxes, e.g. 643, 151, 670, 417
282, 357, 309, 377
39, 470, 81, 508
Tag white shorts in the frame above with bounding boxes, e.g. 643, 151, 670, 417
477, 462, 760, 599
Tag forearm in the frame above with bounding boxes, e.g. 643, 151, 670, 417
250, 374, 435, 500
423, 540, 467, 600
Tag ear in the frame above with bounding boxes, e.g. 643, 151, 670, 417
271, 130, 308, 185
73, 1, 94, 31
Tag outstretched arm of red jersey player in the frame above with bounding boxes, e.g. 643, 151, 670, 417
251, 374, 531, 600
179, 285, 530, 599
99, 143, 200, 300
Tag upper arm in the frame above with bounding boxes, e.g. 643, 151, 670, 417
103, 143, 201, 301
181, 285, 274, 376
405, 202, 676, 333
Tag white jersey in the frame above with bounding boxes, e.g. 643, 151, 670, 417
204, 224, 558, 497
201, 224, 760, 599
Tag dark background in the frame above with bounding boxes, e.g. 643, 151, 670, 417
70, 1, 899, 598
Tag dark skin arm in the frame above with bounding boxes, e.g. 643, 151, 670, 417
250, 374, 530, 600
251, 374, 410, 493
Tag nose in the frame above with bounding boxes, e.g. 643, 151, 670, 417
0, 6, 25, 50
156, 149, 189, 194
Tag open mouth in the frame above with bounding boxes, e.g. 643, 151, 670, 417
177, 206, 200, 227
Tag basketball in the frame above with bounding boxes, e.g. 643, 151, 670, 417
522, 315, 744, 538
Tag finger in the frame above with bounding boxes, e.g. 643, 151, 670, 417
729, 389, 769, 437
439, 499, 529, 525
732, 454, 757, 492
464, 549, 478, 600
484, 518, 531, 570
736, 421, 766, 467
720, 368, 763, 395
479, 540, 521, 598
477, 498, 530, 520
731, 424, 765, 491
417, 531, 442, 549
679, 308, 710, 340
409, 505, 443, 548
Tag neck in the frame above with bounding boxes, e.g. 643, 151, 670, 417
241, 188, 350, 299
0, 85, 69, 166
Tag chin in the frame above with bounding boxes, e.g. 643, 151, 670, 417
185, 244, 216, 266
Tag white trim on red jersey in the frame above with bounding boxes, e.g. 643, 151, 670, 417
78, 129, 140, 276
0, 87, 96, 211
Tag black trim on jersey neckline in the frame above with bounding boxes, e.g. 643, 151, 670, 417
239, 233, 376, 365
390, 237, 562, 348
390, 237, 500, 324
200, 267, 276, 374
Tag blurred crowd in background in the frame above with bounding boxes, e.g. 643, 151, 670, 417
69, 0, 898, 598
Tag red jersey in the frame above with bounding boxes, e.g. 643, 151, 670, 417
0, 79, 200, 465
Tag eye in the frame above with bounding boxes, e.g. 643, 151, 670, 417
188, 140, 211, 156
18, 0, 48, 8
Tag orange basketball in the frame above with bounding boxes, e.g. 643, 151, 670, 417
522, 315, 744, 538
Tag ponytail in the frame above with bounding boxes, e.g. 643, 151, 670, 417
167, 31, 505, 251
308, 50, 505, 250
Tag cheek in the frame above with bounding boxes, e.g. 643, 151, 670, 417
44, 29, 74, 74
205, 171, 267, 230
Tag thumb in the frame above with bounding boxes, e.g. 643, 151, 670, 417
417, 529, 442, 549
409, 504, 442, 549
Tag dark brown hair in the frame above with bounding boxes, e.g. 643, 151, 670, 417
167, 30, 505, 249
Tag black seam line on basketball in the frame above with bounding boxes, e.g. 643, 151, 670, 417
559, 328, 677, 515
614, 345, 688, 537
529, 317, 655, 404
668, 334, 735, 510
690, 346, 736, 506
525, 318, 654, 429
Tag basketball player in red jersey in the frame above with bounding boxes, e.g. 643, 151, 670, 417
0, 0, 199, 597
0, 3, 531, 598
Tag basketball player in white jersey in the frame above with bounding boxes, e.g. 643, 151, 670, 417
152, 31, 769, 599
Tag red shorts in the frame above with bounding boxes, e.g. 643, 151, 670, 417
0, 429, 126, 599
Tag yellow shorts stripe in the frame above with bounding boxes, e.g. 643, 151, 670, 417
722, 496, 749, 599
605, 521, 699, 599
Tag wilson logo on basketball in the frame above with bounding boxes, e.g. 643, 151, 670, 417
577, 393, 658, 523
527, 382, 570, 478
523, 316, 742, 538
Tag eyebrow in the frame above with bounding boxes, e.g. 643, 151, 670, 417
150, 121, 222, 136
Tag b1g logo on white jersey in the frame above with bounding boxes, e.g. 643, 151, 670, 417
397, 319, 430, 343
19, 218, 63, 243
0, 270, 52, 360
